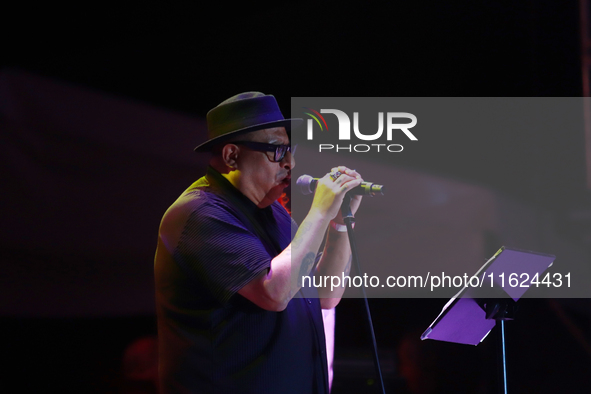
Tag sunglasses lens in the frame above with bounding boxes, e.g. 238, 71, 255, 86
273, 145, 296, 162
273, 146, 283, 162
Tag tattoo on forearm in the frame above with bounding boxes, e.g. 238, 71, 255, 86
299, 252, 316, 278
292, 221, 311, 250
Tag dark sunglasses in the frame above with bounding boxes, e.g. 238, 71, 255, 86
232, 141, 297, 162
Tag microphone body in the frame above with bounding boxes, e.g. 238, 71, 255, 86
296, 174, 385, 196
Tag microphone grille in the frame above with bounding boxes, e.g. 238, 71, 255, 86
296, 175, 314, 195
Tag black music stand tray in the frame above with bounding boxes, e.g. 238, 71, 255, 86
421, 247, 555, 394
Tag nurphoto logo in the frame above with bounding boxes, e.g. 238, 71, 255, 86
302, 108, 418, 153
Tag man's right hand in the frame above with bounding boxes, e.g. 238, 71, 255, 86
309, 167, 364, 222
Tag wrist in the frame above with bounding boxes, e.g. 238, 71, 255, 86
330, 220, 354, 232
308, 207, 333, 225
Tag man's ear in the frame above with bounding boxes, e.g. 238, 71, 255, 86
221, 144, 240, 169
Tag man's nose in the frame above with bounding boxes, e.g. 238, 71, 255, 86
282, 150, 295, 170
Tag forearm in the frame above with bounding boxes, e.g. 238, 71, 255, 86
316, 224, 352, 308
263, 210, 331, 308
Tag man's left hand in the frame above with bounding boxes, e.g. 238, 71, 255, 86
329, 166, 363, 225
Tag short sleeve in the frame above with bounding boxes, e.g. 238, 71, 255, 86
173, 200, 273, 305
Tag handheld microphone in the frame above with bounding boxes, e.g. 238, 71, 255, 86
296, 174, 385, 196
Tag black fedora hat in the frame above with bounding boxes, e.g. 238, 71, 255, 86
194, 92, 303, 152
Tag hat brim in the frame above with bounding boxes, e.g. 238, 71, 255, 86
194, 118, 303, 152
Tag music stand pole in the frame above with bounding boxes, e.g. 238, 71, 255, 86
501, 320, 508, 394
482, 298, 517, 394
421, 248, 555, 394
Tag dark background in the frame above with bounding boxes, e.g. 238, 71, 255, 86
3, 1, 591, 393
4, 1, 588, 211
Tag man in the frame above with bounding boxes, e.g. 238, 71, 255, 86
154, 92, 363, 393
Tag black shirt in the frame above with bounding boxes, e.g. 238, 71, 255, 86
155, 167, 328, 394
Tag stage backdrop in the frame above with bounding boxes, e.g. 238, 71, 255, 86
0, 69, 208, 316
1, 69, 589, 316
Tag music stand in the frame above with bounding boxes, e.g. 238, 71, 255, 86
421, 247, 555, 394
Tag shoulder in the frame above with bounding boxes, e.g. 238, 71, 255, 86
159, 184, 240, 246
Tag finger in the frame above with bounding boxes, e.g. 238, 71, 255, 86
332, 166, 351, 171
345, 168, 361, 179
338, 176, 363, 192
331, 166, 353, 175
334, 173, 356, 183
320, 172, 334, 182
331, 176, 350, 190
332, 172, 356, 184
330, 167, 358, 177
350, 170, 361, 178
332, 167, 361, 180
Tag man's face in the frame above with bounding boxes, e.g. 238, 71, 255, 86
236, 127, 295, 208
